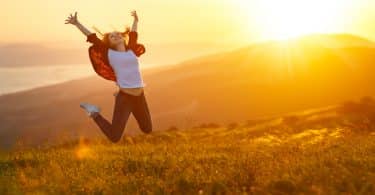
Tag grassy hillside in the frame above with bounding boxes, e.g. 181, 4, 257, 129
1, 34, 375, 148
1, 98, 374, 194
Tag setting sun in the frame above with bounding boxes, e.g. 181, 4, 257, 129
240, 0, 353, 40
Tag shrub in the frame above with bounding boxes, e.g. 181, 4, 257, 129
227, 122, 238, 130
245, 119, 262, 127
194, 123, 221, 129
338, 98, 375, 132
205, 123, 221, 128
167, 126, 179, 131
360, 96, 375, 105
282, 115, 300, 126
268, 180, 297, 195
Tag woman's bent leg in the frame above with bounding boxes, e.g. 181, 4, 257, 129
132, 92, 152, 134
93, 92, 132, 142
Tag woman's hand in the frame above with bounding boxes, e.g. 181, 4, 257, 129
65, 12, 92, 36
65, 12, 79, 25
130, 10, 139, 32
131, 10, 138, 22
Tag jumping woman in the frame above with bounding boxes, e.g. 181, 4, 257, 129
65, 11, 152, 143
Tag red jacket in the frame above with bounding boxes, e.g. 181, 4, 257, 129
86, 32, 146, 81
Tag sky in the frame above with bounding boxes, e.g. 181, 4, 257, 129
1, 0, 375, 47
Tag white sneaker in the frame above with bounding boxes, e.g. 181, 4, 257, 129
80, 103, 100, 117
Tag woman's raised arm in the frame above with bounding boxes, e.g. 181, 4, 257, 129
65, 12, 92, 36
130, 10, 139, 32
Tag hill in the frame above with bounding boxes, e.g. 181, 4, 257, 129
1, 33, 375, 147
0, 99, 374, 194
296, 33, 375, 48
0, 43, 89, 67
0, 41, 234, 67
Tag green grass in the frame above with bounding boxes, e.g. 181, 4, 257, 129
1, 101, 375, 194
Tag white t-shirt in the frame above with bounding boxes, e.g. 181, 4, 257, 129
108, 49, 145, 88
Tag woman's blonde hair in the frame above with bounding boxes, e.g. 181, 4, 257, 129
93, 26, 130, 50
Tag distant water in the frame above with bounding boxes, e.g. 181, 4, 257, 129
0, 65, 94, 95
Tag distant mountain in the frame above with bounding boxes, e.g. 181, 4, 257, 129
1, 33, 375, 148
0, 43, 89, 66
0, 41, 236, 67
295, 33, 374, 48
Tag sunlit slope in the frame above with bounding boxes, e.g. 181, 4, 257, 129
1, 99, 374, 194
146, 34, 375, 123
1, 34, 375, 147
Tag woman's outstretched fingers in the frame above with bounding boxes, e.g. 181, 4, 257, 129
131, 10, 138, 21
65, 12, 78, 25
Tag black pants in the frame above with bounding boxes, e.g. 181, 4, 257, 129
93, 90, 152, 142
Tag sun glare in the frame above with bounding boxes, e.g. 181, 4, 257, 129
239, 0, 352, 40
75, 137, 93, 160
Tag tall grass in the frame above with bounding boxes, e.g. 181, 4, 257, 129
1, 99, 374, 194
